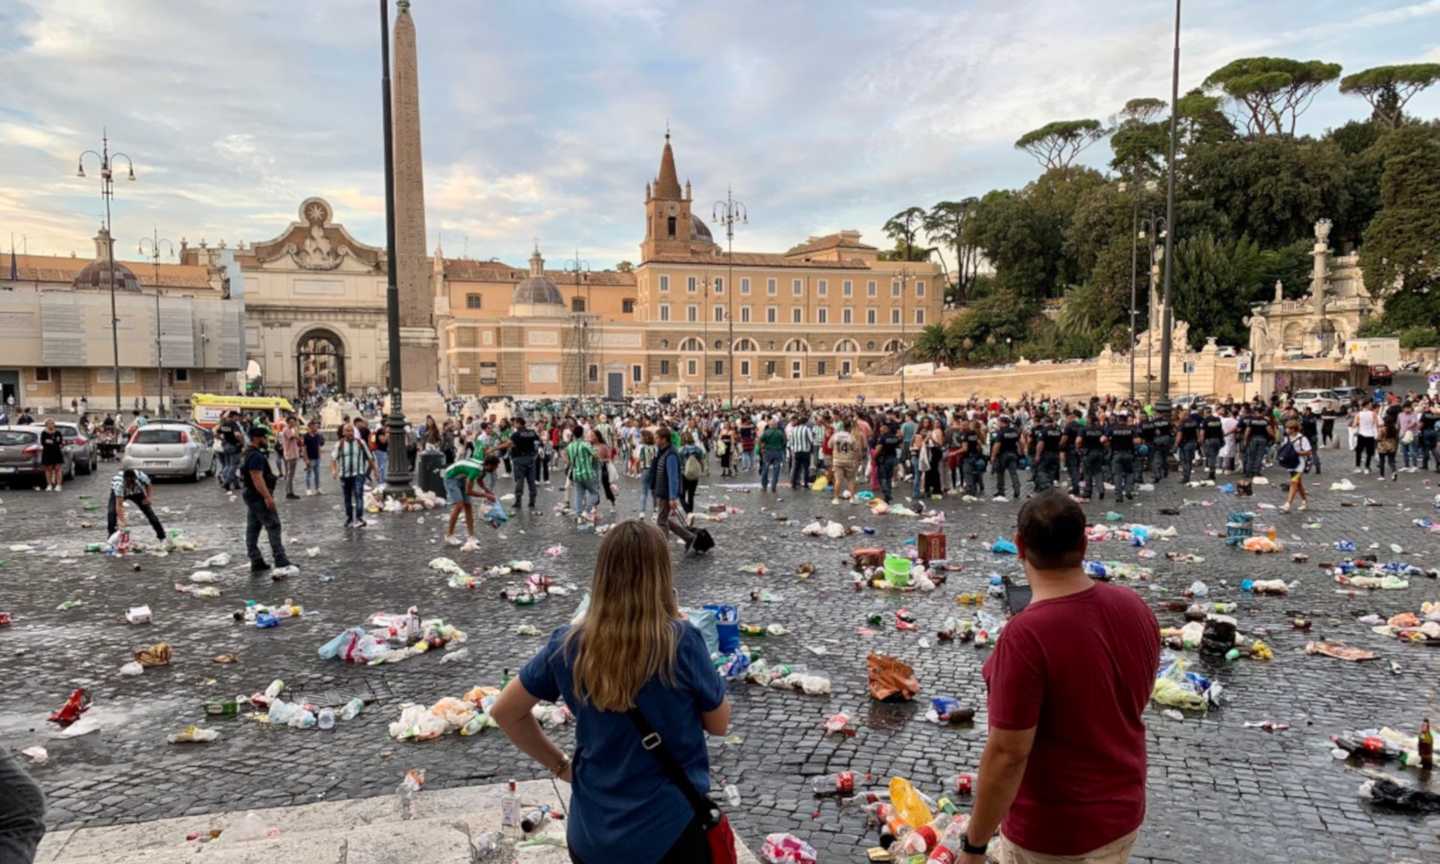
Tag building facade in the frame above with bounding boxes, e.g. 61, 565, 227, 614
0, 228, 244, 411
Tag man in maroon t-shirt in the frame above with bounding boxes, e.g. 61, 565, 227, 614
961, 490, 1160, 863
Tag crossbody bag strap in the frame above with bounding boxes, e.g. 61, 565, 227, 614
626, 707, 718, 826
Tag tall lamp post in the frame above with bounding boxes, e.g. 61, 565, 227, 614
1141, 215, 1166, 403
713, 188, 747, 407
1124, 181, 1139, 399
138, 230, 174, 415
1155, 0, 1182, 416
76, 131, 135, 416
379, 0, 410, 491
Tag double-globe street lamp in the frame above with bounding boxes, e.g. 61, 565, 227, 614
76, 132, 135, 416
713, 189, 747, 407
138, 230, 174, 415
378, 0, 410, 491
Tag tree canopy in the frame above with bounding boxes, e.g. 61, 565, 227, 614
1014, 119, 1109, 170
923, 199, 981, 304
1339, 63, 1440, 128
1203, 57, 1342, 137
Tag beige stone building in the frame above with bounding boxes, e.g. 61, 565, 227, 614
0, 228, 243, 411
435, 134, 944, 399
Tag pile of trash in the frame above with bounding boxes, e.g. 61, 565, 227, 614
1085, 523, 1177, 545
232, 599, 303, 629
849, 549, 947, 593
387, 685, 570, 741
801, 519, 861, 539
817, 774, 980, 860
743, 659, 832, 695
365, 488, 442, 514
1364, 604, 1440, 644
1083, 560, 1154, 581
1333, 558, 1434, 591
318, 607, 467, 665
1151, 655, 1222, 712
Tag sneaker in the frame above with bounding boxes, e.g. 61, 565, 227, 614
56, 484, 63, 492
249, 561, 272, 575
1298, 501, 1308, 511
272, 564, 299, 579
445, 534, 462, 546
355, 519, 367, 528
1352, 468, 1364, 475
992, 494, 1008, 502
1279, 503, 1290, 513
286, 493, 301, 500
831, 497, 840, 505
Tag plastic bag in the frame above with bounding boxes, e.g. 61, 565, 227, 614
889, 776, 934, 827
430, 697, 477, 732
484, 501, 509, 525
685, 607, 720, 656
760, 833, 817, 864
810, 475, 829, 492
1151, 657, 1214, 711
867, 653, 919, 702
991, 537, 1018, 555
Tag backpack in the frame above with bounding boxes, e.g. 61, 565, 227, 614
1276, 439, 1299, 470
683, 452, 702, 481
691, 528, 715, 554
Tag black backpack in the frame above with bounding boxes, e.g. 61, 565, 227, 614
1277, 439, 1299, 470
691, 528, 715, 554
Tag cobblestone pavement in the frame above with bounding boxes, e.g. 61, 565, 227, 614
3, 451, 1440, 863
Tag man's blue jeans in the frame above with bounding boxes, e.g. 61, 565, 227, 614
761, 451, 784, 491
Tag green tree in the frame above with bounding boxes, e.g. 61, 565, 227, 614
1203, 57, 1343, 137
924, 199, 980, 304
912, 323, 953, 364
1339, 64, 1440, 128
882, 207, 927, 260
1014, 119, 1109, 170
1360, 129, 1440, 304
968, 168, 1107, 301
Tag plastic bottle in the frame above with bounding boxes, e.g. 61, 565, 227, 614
255, 611, 279, 629
889, 776, 934, 827
500, 779, 520, 832
317, 708, 336, 731
395, 769, 424, 821
339, 697, 365, 721
926, 818, 971, 864
811, 771, 858, 796
520, 804, 550, 834
948, 773, 975, 796
264, 679, 284, 700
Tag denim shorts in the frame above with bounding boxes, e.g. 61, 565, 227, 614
444, 475, 466, 505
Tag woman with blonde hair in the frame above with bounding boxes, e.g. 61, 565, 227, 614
492, 520, 732, 864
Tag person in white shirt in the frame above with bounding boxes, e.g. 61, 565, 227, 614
1280, 420, 1313, 513
1219, 411, 1239, 474
1352, 405, 1378, 473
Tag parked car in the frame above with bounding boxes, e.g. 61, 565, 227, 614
53, 422, 98, 475
0, 425, 74, 487
121, 421, 216, 481
1173, 394, 1207, 411
1330, 386, 1362, 405
1368, 364, 1393, 386
1292, 389, 1340, 414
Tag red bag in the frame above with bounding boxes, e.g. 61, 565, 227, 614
629, 708, 738, 863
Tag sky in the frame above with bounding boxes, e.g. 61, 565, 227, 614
2, 0, 1439, 274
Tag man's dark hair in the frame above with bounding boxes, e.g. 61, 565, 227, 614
1017, 490, 1087, 569
122, 469, 137, 485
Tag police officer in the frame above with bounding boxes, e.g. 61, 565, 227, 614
1061, 410, 1083, 495
990, 415, 1023, 500
1108, 411, 1141, 501
960, 420, 986, 497
1239, 403, 1273, 496
1079, 412, 1109, 500
1176, 406, 1202, 484
1420, 401, 1440, 472
1033, 413, 1062, 492
1150, 409, 1174, 482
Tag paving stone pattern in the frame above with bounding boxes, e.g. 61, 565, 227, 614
2, 453, 1440, 863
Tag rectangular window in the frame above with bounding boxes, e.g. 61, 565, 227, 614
791, 360, 802, 379
867, 308, 877, 325
841, 359, 852, 376
687, 276, 697, 293
632, 364, 642, 383
891, 280, 901, 297
622, 298, 635, 314
817, 360, 827, 376
867, 280, 877, 297
740, 359, 751, 376
174, 368, 190, 382
659, 304, 670, 322
915, 308, 926, 325
659, 275, 670, 292
660, 359, 670, 376
767, 278, 777, 295
767, 306, 777, 323
740, 277, 750, 295
712, 305, 724, 322
842, 307, 853, 324
916, 279, 926, 297
817, 279, 828, 296
687, 305, 698, 322
740, 305, 751, 323
588, 364, 598, 382
765, 360, 776, 376
891, 308, 901, 324
465, 293, 482, 309
34, 367, 51, 382
791, 279, 802, 297
686, 359, 698, 376
817, 308, 828, 324
714, 359, 723, 375
571, 297, 586, 313
714, 277, 724, 295
791, 307, 802, 323
843, 280, 852, 297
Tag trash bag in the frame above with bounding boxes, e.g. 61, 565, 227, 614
685, 607, 720, 656
1361, 778, 1440, 813
991, 537, 1018, 555
484, 501, 509, 525
429, 697, 477, 732
867, 652, 920, 702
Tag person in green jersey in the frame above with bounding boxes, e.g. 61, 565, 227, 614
444, 454, 499, 544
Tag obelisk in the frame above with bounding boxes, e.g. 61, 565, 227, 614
392, 0, 441, 414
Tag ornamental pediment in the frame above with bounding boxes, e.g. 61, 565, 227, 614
251, 198, 386, 273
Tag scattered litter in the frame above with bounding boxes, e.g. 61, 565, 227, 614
20, 746, 47, 765
1305, 641, 1378, 662
169, 725, 220, 744
125, 605, 153, 625
119, 661, 144, 676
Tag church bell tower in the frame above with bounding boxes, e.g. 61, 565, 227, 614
641, 131, 693, 262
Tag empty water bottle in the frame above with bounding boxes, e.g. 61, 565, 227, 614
396, 769, 424, 820
500, 779, 521, 832
811, 770, 858, 795
317, 708, 335, 730
339, 697, 365, 721
520, 804, 550, 834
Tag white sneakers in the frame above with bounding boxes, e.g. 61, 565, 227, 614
445, 534, 463, 546
272, 564, 299, 578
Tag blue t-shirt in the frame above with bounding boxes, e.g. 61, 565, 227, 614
520, 621, 726, 864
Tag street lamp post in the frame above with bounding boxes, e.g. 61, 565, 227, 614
379, 0, 410, 491
1141, 215, 1166, 404
1126, 182, 1139, 399
713, 188, 747, 407
1156, 0, 1182, 416
565, 251, 590, 398
138, 229, 174, 415
76, 131, 135, 417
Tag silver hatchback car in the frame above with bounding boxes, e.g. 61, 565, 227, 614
121, 421, 216, 481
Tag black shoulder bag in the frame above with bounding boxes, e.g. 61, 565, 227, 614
626, 708, 738, 864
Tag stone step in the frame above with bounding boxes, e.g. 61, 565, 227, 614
37, 779, 758, 864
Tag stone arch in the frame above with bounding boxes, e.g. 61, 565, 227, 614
834, 338, 860, 353
679, 337, 704, 352
294, 327, 348, 398
1281, 321, 1305, 349
882, 338, 908, 353
733, 337, 759, 352
783, 337, 811, 353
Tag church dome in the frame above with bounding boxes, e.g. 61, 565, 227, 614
513, 274, 563, 307
72, 258, 140, 292
691, 216, 713, 242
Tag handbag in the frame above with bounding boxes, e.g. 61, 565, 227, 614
627, 707, 738, 864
